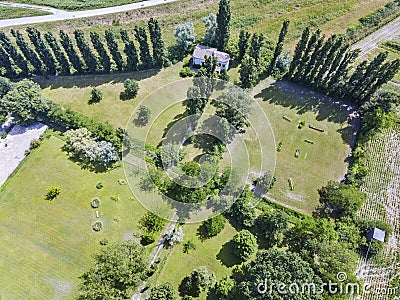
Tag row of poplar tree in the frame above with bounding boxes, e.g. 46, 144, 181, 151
0, 18, 166, 78
237, 20, 399, 106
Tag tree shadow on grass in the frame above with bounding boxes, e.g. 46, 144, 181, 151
216, 240, 242, 267
254, 80, 349, 124
157, 112, 187, 147
33, 69, 160, 90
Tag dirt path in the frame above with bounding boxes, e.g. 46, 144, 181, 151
351, 15, 400, 58
0, 0, 177, 28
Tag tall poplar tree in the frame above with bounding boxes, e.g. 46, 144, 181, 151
105, 29, 124, 71
44, 31, 71, 75
134, 26, 152, 68
120, 29, 139, 72
237, 30, 250, 62
74, 29, 98, 73
268, 20, 290, 75
148, 18, 166, 67
11, 29, 43, 75
90, 31, 111, 73
0, 31, 29, 77
215, 0, 231, 50
26, 27, 57, 75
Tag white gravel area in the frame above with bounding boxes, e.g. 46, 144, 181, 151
0, 122, 48, 187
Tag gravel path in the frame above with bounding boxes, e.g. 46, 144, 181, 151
0, 122, 48, 187
0, 0, 176, 28
351, 15, 400, 58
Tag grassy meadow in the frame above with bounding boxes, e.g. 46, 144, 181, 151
0, 6, 50, 20
0, 135, 154, 299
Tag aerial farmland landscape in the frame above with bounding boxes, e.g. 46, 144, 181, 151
0, 0, 399, 299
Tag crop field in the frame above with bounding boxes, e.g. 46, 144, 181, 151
351, 126, 400, 300
254, 80, 354, 214
0, 135, 154, 299
0, 6, 50, 20
2, 0, 143, 11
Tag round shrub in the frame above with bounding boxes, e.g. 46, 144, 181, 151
91, 198, 101, 208
96, 182, 104, 189
92, 221, 103, 232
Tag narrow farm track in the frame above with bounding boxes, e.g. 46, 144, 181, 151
350, 127, 400, 300
0, 0, 177, 28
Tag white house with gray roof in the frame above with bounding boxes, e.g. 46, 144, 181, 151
192, 44, 230, 71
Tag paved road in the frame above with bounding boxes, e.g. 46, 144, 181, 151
0, 0, 176, 28
351, 15, 400, 58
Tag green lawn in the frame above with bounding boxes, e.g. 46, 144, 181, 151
157, 221, 238, 299
0, 135, 151, 299
253, 80, 353, 214
2, 0, 143, 11
0, 6, 50, 20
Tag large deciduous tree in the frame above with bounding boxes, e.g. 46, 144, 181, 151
78, 240, 147, 299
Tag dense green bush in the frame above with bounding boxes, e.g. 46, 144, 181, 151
120, 79, 139, 100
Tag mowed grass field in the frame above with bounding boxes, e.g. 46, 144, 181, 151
37, 63, 183, 129
253, 80, 353, 213
40, 67, 353, 215
0, 6, 50, 20
2, 0, 143, 11
0, 135, 150, 299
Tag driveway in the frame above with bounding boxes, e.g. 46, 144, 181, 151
0, 0, 177, 28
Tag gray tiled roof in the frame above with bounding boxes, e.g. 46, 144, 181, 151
193, 44, 230, 62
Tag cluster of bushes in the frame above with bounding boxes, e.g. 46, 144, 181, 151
64, 128, 119, 167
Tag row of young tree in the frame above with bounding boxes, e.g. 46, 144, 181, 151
0, 18, 166, 78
